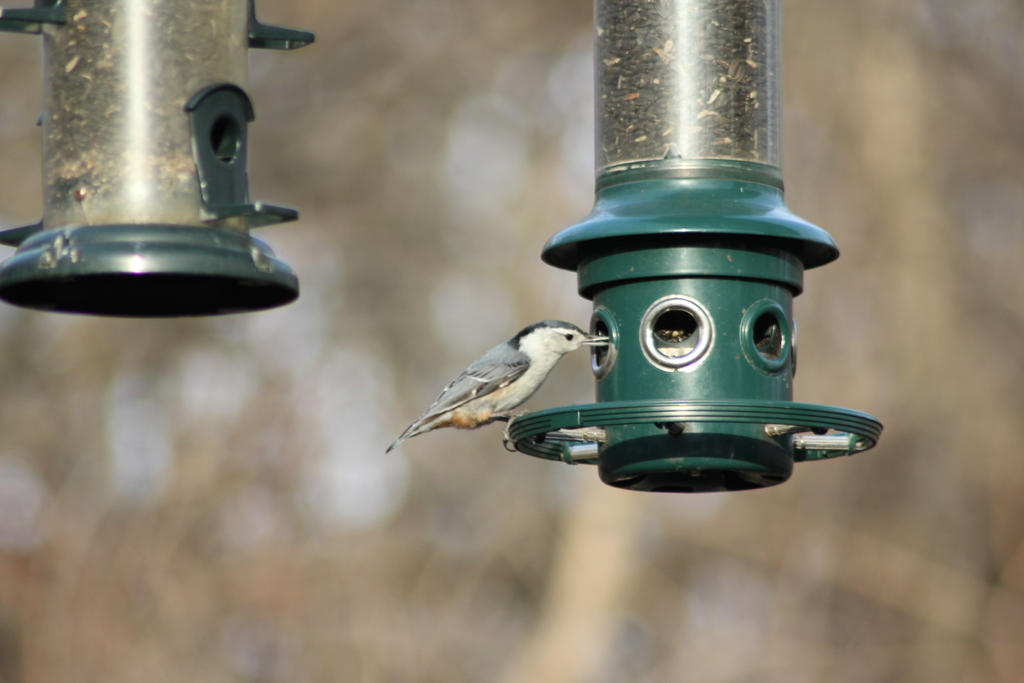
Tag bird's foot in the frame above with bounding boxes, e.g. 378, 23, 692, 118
499, 411, 526, 452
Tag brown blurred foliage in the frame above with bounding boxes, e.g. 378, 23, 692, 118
0, 0, 1022, 681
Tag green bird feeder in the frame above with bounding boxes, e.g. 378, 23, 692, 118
507, 0, 882, 492
0, 0, 312, 316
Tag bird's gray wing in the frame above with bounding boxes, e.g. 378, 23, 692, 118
386, 348, 529, 451
420, 352, 530, 418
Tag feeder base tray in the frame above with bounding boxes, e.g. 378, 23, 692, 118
0, 224, 298, 316
507, 400, 883, 493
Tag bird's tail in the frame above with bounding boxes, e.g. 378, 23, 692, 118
386, 410, 454, 451
385, 420, 424, 453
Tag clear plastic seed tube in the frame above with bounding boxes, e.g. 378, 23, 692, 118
42, 0, 247, 228
595, 0, 780, 179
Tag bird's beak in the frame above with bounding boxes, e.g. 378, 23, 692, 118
583, 335, 610, 346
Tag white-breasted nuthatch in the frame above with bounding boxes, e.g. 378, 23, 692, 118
386, 320, 608, 452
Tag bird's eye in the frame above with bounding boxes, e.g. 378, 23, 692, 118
565, 333, 575, 341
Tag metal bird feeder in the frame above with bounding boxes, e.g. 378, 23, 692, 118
0, 0, 312, 316
507, 0, 882, 492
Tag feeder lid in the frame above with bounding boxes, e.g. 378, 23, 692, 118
542, 176, 839, 271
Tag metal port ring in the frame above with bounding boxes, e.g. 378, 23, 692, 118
639, 295, 713, 371
506, 400, 883, 465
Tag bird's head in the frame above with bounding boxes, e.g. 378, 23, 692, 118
513, 320, 609, 360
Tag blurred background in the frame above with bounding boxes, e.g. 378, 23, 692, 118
0, 0, 1022, 680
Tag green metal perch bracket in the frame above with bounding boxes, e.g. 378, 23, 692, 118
247, 0, 314, 50
0, 0, 64, 34
0, 221, 41, 248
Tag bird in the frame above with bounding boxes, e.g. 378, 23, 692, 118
386, 320, 608, 452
